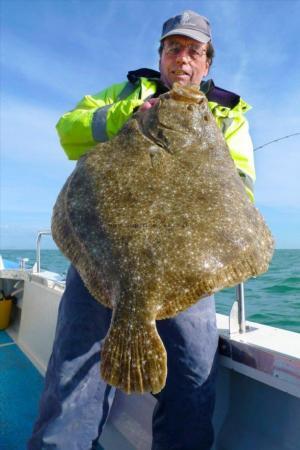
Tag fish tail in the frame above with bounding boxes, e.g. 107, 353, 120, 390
100, 315, 167, 394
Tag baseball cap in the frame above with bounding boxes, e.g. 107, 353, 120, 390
160, 10, 212, 43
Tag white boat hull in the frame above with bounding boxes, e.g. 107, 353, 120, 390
1, 267, 300, 449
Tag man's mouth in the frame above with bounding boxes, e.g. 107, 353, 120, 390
173, 69, 190, 77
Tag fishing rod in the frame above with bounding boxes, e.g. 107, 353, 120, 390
254, 132, 300, 152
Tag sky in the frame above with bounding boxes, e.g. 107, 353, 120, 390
1, 0, 300, 249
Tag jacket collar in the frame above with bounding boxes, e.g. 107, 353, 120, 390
127, 68, 161, 83
202, 79, 240, 109
127, 68, 240, 109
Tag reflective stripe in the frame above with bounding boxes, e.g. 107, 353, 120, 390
117, 82, 137, 101
238, 170, 254, 194
92, 105, 111, 142
221, 117, 233, 134
92, 83, 139, 143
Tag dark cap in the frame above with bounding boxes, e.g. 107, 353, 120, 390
160, 10, 212, 43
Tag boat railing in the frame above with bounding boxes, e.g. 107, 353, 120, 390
229, 283, 246, 335
35, 230, 52, 273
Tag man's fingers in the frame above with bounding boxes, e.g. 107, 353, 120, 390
138, 98, 159, 112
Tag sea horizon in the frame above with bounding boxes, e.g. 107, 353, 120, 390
1, 248, 299, 334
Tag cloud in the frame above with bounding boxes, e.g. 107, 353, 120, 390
1, 94, 72, 167
2, 31, 75, 100
254, 137, 300, 208
249, 90, 300, 212
259, 205, 300, 249
0, 223, 56, 250
1, 95, 75, 225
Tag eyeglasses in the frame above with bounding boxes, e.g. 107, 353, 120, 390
164, 42, 207, 60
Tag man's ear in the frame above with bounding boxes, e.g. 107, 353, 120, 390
158, 58, 162, 73
203, 60, 210, 77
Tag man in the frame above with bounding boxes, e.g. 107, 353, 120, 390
28, 10, 255, 450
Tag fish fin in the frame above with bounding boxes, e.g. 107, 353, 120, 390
100, 315, 167, 394
52, 168, 115, 308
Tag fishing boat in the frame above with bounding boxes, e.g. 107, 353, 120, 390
1, 231, 300, 450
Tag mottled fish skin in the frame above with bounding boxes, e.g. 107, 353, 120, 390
52, 83, 274, 394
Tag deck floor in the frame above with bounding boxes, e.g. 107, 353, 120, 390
0, 330, 44, 449
0, 330, 105, 450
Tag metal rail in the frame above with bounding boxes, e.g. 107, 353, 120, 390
229, 283, 246, 335
236, 282, 246, 333
36, 230, 52, 273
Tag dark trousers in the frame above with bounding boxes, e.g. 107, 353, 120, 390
28, 265, 218, 450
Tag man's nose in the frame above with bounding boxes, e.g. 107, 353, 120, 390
175, 47, 191, 64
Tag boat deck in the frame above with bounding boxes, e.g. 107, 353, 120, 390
0, 332, 106, 449
1, 261, 300, 450
0, 331, 44, 450
0, 331, 44, 449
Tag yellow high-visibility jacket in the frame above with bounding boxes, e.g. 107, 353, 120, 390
56, 69, 255, 201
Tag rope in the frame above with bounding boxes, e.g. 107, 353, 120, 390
254, 132, 300, 152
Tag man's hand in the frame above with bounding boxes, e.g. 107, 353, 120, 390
138, 98, 159, 112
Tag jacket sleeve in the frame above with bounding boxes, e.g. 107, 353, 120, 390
210, 99, 256, 202
56, 83, 144, 160
225, 116, 256, 203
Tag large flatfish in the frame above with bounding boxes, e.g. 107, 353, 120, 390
52, 83, 274, 394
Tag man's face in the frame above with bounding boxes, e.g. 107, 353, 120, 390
159, 35, 210, 89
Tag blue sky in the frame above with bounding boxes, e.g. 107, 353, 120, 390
1, 0, 300, 249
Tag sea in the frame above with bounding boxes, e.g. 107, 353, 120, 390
1, 249, 299, 333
